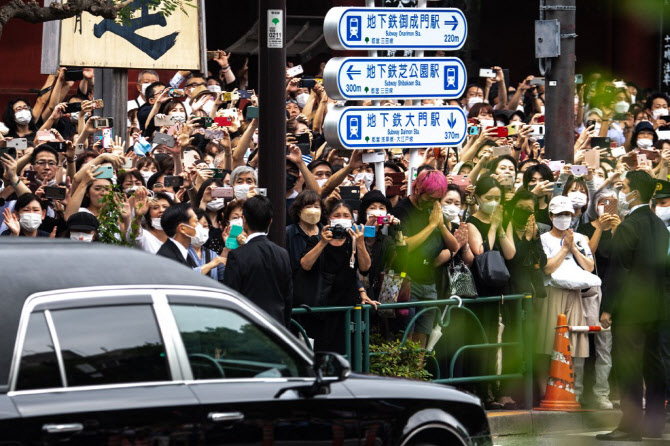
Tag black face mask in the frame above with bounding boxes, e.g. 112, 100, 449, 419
512, 207, 534, 228
286, 173, 298, 191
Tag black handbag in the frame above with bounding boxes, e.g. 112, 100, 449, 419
448, 258, 478, 298
473, 250, 511, 290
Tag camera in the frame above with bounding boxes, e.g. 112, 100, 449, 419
331, 225, 349, 239
376, 215, 391, 225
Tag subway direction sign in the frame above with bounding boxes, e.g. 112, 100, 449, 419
323, 7, 467, 50
324, 57, 467, 100
324, 106, 467, 150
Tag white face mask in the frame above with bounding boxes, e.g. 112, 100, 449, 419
442, 204, 461, 222
295, 93, 310, 109
316, 178, 328, 188
593, 177, 605, 189
653, 108, 667, 120
191, 225, 210, 247
206, 198, 225, 211
630, 94, 636, 104
540, 106, 546, 115
163, 192, 175, 201
141, 83, 151, 97
516, 104, 525, 112
70, 112, 79, 123
252, 133, 259, 145
70, 232, 94, 242
552, 215, 572, 231
614, 101, 629, 114
170, 112, 186, 123
618, 189, 636, 211
467, 97, 483, 108
479, 200, 499, 215
479, 119, 494, 127
330, 218, 352, 229
14, 109, 31, 125
567, 191, 587, 208
637, 138, 653, 149
207, 85, 221, 94
141, 171, 154, 183
124, 185, 139, 194
19, 213, 42, 231
151, 217, 163, 231
230, 217, 243, 228
656, 206, 670, 222
233, 184, 250, 200
354, 172, 374, 190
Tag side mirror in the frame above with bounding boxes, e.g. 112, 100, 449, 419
313, 351, 350, 382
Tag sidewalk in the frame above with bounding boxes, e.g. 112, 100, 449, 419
487, 409, 621, 436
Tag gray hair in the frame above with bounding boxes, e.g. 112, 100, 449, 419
586, 187, 618, 221
137, 70, 159, 83
231, 166, 257, 185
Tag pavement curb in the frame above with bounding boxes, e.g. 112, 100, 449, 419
487, 409, 621, 436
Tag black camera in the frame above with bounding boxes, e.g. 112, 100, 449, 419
331, 225, 348, 239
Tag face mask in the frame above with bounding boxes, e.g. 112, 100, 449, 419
296, 93, 310, 109
181, 223, 201, 241
614, 101, 629, 114
124, 185, 139, 194
637, 138, 653, 149
252, 133, 258, 145
516, 104, 525, 112
512, 207, 534, 227
653, 108, 667, 120
478, 199, 499, 215
230, 217, 243, 228
233, 184, 250, 200
163, 192, 175, 201
14, 109, 31, 125
618, 189, 636, 211
479, 119, 494, 127
286, 173, 298, 192
206, 198, 225, 211
70, 112, 79, 122
330, 218, 352, 230
552, 215, 572, 231
567, 191, 587, 208
19, 213, 42, 231
540, 106, 546, 115
593, 177, 605, 189
354, 172, 374, 190
656, 206, 670, 222
441, 204, 461, 222
170, 112, 186, 123
141, 171, 154, 183
207, 85, 222, 94
300, 208, 321, 225
202, 99, 214, 115
70, 232, 94, 242
467, 97, 483, 108
630, 94, 636, 104
592, 123, 601, 134
151, 217, 163, 231
141, 83, 151, 97
191, 225, 210, 247
316, 178, 328, 188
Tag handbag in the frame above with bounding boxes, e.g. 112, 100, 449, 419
472, 250, 511, 290
549, 258, 601, 290
377, 270, 411, 318
447, 258, 478, 298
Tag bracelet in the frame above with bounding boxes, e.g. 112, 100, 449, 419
221, 65, 230, 69
11, 178, 20, 187
66, 157, 75, 163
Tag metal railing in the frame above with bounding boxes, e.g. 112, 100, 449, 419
291, 294, 534, 409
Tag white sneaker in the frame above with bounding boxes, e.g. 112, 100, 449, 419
594, 396, 614, 410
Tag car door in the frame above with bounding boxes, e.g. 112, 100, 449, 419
7, 290, 203, 445
166, 290, 361, 445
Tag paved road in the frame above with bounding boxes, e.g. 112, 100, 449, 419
493, 431, 670, 445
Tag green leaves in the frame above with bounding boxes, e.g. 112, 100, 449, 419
97, 188, 135, 247
115, 0, 197, 26
368, 334, 434, 381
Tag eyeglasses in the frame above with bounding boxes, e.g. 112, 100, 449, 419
35, 161, 58, 167
153, 183, 164, 188
185, 82, 206, 89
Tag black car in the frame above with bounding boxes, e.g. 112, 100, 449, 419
0, 240, 491, 445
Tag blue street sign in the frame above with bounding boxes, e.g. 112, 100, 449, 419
324, 57, 467, 100
324, 106, 468, 150
324, 7, 467, 50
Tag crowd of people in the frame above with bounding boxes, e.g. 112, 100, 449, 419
0, 55, 668, 439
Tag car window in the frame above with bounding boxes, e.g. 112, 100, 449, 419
50, 305, 170, 387
16, 312, 61, 391
171, 304, 306, 379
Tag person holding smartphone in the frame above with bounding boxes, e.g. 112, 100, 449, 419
127, 189, 173, 254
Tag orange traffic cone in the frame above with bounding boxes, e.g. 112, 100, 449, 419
535, 313, 581, 411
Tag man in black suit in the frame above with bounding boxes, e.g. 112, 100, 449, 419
223, 196, 293, 327
598, 171, 669, 441
156, 203, 198, 268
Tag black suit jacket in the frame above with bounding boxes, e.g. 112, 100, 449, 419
157, 239, 197, 268
223, 235, 293, 327
602, 205, 669, 324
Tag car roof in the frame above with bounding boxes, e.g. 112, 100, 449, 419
0, 239, 233, 388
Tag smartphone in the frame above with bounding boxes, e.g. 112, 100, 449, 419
154, 115, 176, 126
246, 106, 259, 119
492, 145, 512, 157
530, 77, 546, 86
94, 165, 114, 179
183, 151, 199, 167
611, 146, 627, 157
362, 151, 385, 163
584, 149, 600, 168
48, 141, 67, 153
194, 117, 213, 128
530, 125, 545, 136
0, 148, 17, 159
6, 138, 27, 150
44, 186, 66, 200
602, 198, 618, 215
121, 157, 133, 169
637, 153, 648, 166
590, 137, 611, 149
363, 226, 376, 237
152, 133, 175, 148
340, 186, 361, 201
571, 165, 588, 176
238, 90, 254, 99
221, 91, 239, 102
212, 186, 234, 198
64, 68, 84, 81
64, 102, 82, 114
92, 117, 114, 129
214, 117, 233, 127
468, 126, 480, 136
575, 74, 583, 84
204, 129, 225, 140
207, 50, 218, 60
494, 126, 509, 138
163, 175, 184, 188
286, 65, 304, 77
498, 174, 514, 188
36, 130, 57, 143
507, 124, 520, 136
451, 174, 470, 189
639, 148, 660, 161
210, 168, 226, 179
479, 68, 495, 78
75, 143, 85, 155
299, 78, 317, 89
547, 160, 565, 172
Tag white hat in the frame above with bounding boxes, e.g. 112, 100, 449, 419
548, 196, 575, 215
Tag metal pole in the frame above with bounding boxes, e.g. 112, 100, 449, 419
543, 0, 576, 162
406, 0, 427, 196
258, 0, 287, 246
353, 306, 363, 372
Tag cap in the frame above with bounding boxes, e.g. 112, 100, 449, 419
67, 212, 100, 232
548, 196, 575, 215
655, 180, 670, 199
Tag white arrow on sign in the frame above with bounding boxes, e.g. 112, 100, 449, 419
324, 57, 467, 101
324, 106, 467, 150
324, 7, 467, 50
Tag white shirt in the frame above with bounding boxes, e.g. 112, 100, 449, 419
245, 232, 266, 243
127, 96, 146, 113
540, 231, 593, 286
169, 237, 189, 260
133, 226, 163, 254
629, 203, 648, 214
